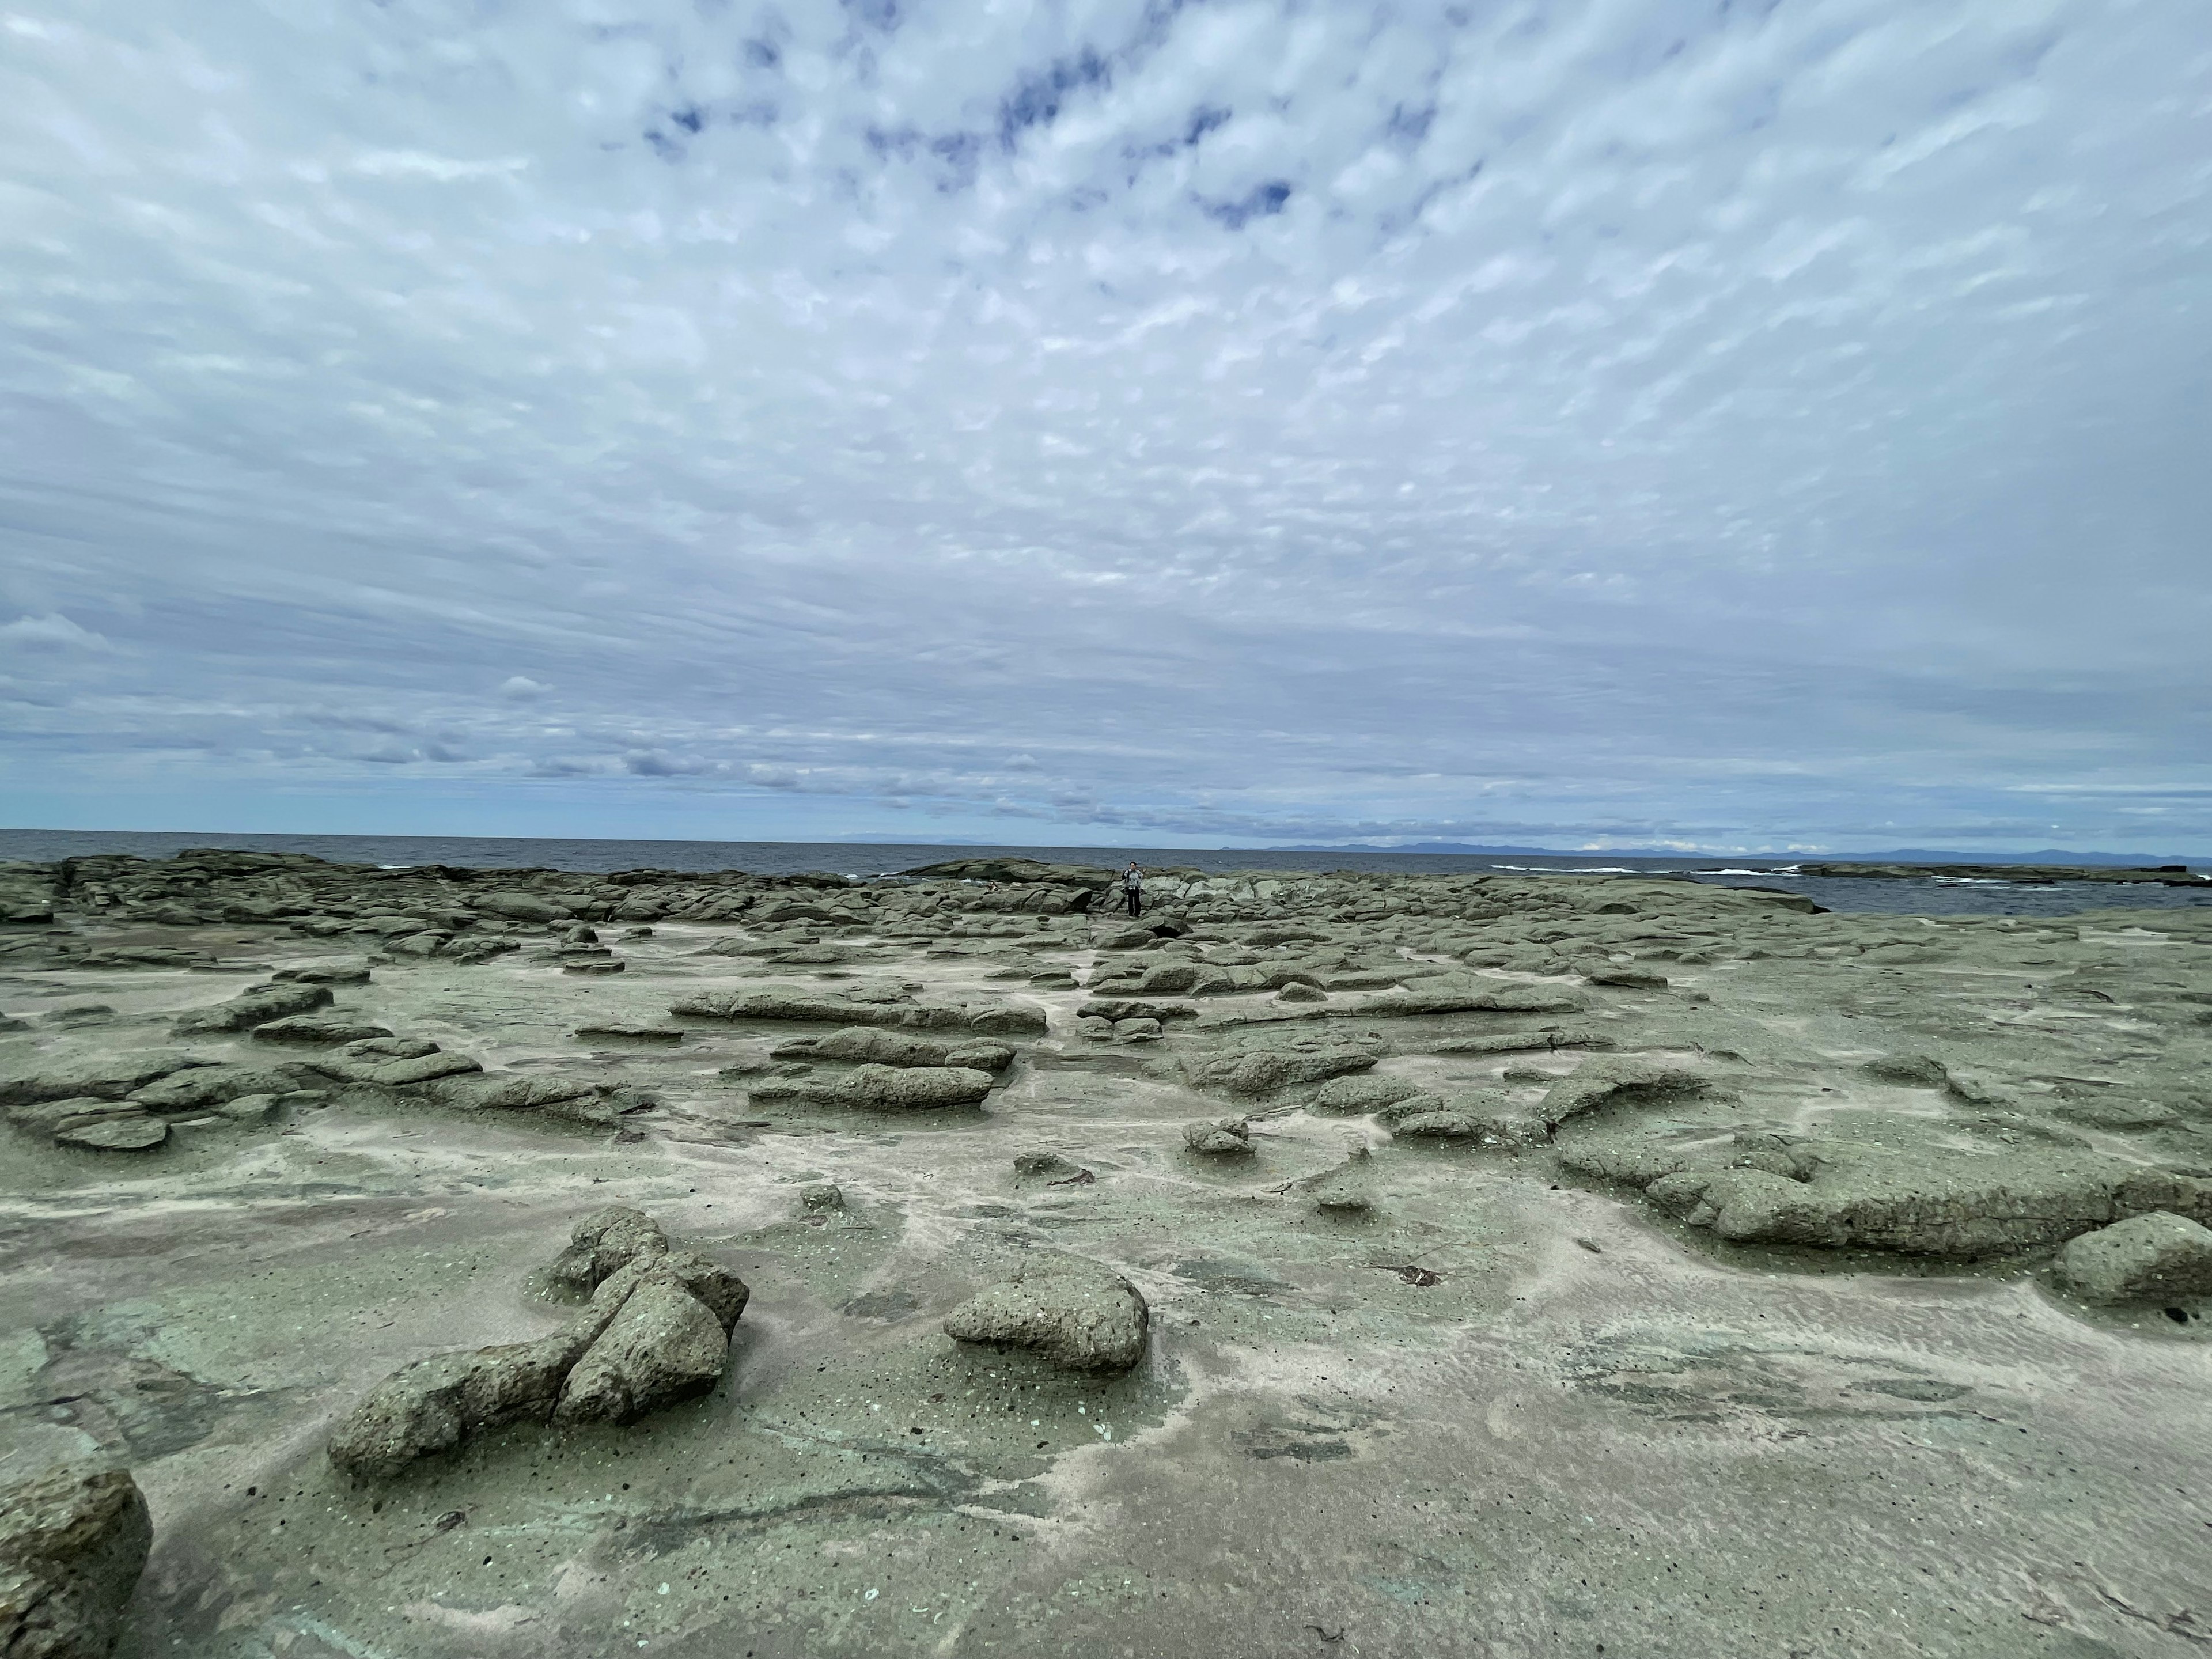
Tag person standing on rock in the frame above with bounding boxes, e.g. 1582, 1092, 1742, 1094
1122, 862, 1143, 918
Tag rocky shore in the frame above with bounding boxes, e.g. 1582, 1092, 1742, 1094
3, 847, 2210, 1657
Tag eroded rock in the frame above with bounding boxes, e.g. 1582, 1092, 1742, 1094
2057, 1213, 2212, 1303
0, 1460, 152, 1659
943, 1253, 1149, 1372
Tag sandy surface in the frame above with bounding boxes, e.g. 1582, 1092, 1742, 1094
3, 852, 2209, 1657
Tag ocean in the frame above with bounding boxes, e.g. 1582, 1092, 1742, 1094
2, 828, 2206, 919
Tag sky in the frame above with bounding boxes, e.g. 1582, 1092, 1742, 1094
2, 0, 2209, 855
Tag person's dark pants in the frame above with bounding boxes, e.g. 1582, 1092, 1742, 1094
1124, 888, 1142, 918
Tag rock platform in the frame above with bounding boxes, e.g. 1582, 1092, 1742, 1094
2, 848, 2210, 1656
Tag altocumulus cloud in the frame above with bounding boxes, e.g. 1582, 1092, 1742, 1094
1, 0, 2207, 853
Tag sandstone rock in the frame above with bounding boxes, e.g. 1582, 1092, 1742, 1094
1613, 1139, 2212, 1258
1537, 1059, 1709, 1129
772, 1027, 1001, 1069
328, 1325, 595, 1480
573, 1024, 685, 1044
53, 1113, 168, 1152
423, 1073, 599, 1112
271, 958, 372, 984
130, 1063, 311, 1112
1183, 1118, 1253, 1154
8, 1098, 134, 1135
554, 1277, 732, 1426
40, 1005, 115, 1028
756, 1064, 995, 1110
1311, 1074, 1428, 1115
173, 983, 334, 1035
1189, 1036, 1385, 1098
2058, 1213, 2212, 1303
0, 1460, 151, 1659
800, 1183, 845, 1214
1275, 981, 1328, 1005
0, 1053, 209, 1109
331, 1233, 745, 1476
1077, 999, 1196, 1024
1013, 1151, 1085, 1183
250, 1018, 395, 1046
475, 891, 567, 923
547, 1206, 669, 1296
1113, 1017, 1162, 1042
943, 1253, 1149, 1372
1363, 982, 1587, 1017
1302, 1146, 1377, 1213
1391, 1109, 1484, 1139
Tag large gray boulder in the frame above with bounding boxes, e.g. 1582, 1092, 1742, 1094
2058, 1213, 2212, 1303
0, 1460, 152, 1659
944, 1253, 1149, 1373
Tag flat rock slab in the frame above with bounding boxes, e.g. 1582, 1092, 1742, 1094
53, 1112, 169, 1151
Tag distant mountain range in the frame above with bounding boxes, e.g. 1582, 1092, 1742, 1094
1270, 843, 2203, 866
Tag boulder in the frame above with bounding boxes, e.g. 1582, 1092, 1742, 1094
546, 1206, 668, 1296
2058, 1214, 2212, 1304
475, 891, 568, 923
328, 1324, 600, 1480
0, 1460, 152, 1659
943, 1253, 1149, 1373
1183, 1118, 1253, 1155
553, 1276, 731, 1426
1275, 982, 1328, 1005
329, 1230, 748, 1477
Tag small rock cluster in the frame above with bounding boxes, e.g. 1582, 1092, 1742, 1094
328, 1207, 748, 1479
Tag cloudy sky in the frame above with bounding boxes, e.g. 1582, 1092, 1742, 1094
2, 0, 2207, 854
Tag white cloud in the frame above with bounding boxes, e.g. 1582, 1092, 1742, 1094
0, 613, 111, 651
0, 0, 2207, 853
